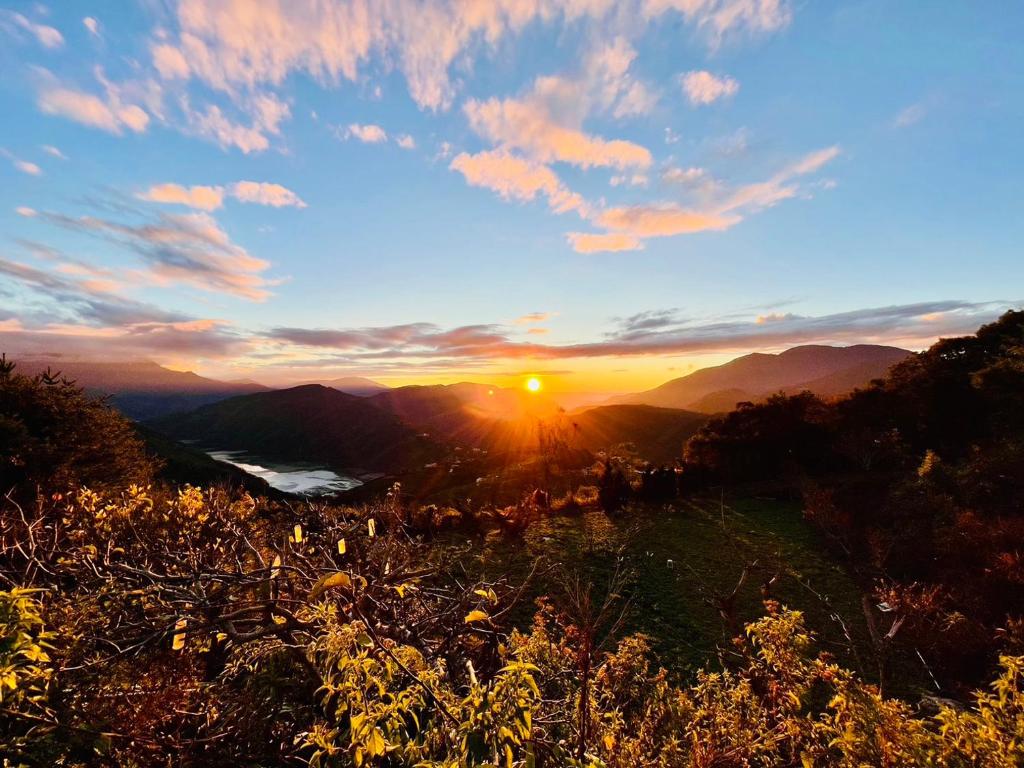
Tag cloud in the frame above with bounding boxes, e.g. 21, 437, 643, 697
41, 145, 66, 160
152, 43, 190, 79
644, 0, 793, 44
0, 257, 184, 327
450, 150, 586, 215
15, 160, 41, 176
138, 181, 307, 210
463, 41, 657, 173
343, 123, 388, 143
262, 301, 1013, 365
82, 17, 100, 37
610, 174, 649, 188
396, 134, 416, 150
893, 102, 927, 128
39, 210, 274, 301
229, 181, 307, 208
573, 145, 840, 251
0, 318, 246, 362
180, 94, 290, 153
15, 207, 37, 217
1, 149, 42, 176
595, 205, 739, 237
139, 183, 225, 211
35, 69, 149, 134
514, 312, 555, 325
567, 232, 644, 253
680, 70, 739, 104
662, 166, 708, 185
465, 96, 651, 170
150, 1, 787, 115
1, 10, 63, 48
717, 145, 840, 212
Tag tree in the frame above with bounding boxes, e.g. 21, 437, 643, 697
0, 355, 155, 496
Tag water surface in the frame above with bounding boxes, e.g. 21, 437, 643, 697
207, 450, 362, 496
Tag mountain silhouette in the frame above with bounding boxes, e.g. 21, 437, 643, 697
150, 384, 438, 473
20, 359, 268, 420
614, 344, 911, 412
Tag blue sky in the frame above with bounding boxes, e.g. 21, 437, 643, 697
0, 0, 1021, 392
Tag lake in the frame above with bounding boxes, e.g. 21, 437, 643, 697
206, 450, 363, 496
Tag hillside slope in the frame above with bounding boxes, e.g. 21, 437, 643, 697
567, 404, 709, 463
150, 384, 439, 473
615, 344, 911, 412
368, 382, 561, 451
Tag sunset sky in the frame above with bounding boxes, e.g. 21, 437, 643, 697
1, 1, 1021, 393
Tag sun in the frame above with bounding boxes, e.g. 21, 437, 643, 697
525, 377, 542, 393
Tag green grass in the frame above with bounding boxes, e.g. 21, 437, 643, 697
450, 495, 871, 681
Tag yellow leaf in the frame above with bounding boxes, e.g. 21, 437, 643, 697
310, 571, 353, 600
367, 518, 376, 538
293, 524, 303, 544
464, 610, 489, 624
337, 538, 346, 554
172, 618, 186, 651
271, 554, 281, 579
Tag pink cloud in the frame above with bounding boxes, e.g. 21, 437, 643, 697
680, 70, 739, 105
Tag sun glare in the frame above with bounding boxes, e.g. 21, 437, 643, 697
526, 377, 542, 392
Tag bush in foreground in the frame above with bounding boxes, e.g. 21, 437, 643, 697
2, 484, 1023, 767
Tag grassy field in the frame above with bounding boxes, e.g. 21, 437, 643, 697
451, 495, 873, 681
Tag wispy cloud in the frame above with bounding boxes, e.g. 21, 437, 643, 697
1, 10, 63, 49
264, 301, 1013, 366
148, 1, 789, 114
514, 312, 555, 325
39, 209, 274, 300
893, 102, 927, 128
570, 145, 841, 252
35, 68, 149, 135
180, 93, 290, 153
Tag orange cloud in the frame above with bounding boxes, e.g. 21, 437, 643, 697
139, 181, 306, 210
567, 232, 644, 253
596, 205, 739, 237
450, 150, 586, 215
140, 183, 225, 211
465, 96, 652, 170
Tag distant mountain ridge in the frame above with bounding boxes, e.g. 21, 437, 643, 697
297, 376, 389, 396
367, 382, 562, 452
613, 344, 912, 413
20, 359, 269, 420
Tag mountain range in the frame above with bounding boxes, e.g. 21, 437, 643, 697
19, 360, 269, 420
612, 344, 911, 412
32, 344, 915, 484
